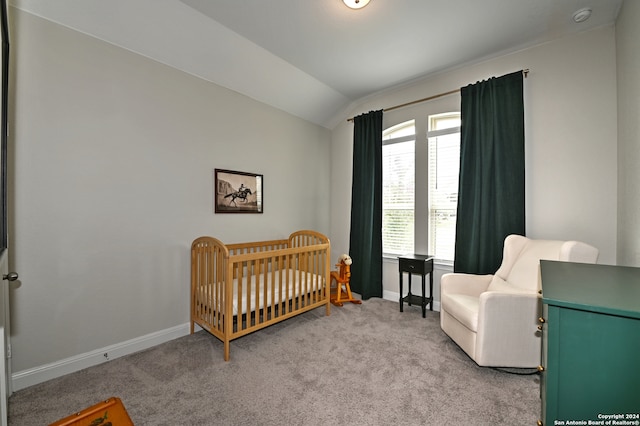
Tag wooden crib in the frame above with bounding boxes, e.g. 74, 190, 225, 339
190, 230, 331, 361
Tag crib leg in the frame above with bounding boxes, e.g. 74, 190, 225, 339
224, 340, 230, 362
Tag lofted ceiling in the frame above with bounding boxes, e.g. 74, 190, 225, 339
10, 0, 623, 129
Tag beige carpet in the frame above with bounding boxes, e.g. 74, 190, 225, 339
8, 298, 540, 425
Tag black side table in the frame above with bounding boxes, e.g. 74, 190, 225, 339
398, 254, 434, 318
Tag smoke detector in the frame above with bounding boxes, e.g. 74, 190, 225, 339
572, 7, 592, 23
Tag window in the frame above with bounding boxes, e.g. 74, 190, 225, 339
382, 120, 415, 256
382, 113, 460, 262
428, 113, 460, 261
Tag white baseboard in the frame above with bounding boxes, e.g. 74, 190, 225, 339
382, 290, 441, 312
12, 323, 191, 392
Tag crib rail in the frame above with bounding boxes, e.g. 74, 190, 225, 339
227, 239, 289, 255
191, 231, 330, 361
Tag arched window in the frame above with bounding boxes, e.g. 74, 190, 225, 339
382, 120, 415, 255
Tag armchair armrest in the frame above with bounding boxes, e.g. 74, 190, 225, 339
475, 291, 542, 367
441, 273, 492, 298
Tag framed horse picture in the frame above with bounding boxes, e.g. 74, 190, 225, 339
214, 169, 263, 213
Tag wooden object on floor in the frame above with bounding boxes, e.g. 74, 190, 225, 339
49, 397, 133, 426
330, 258, 362, 307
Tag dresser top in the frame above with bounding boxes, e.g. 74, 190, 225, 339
540, 260, 640, 319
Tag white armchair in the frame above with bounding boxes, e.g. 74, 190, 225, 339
440, 235, 598, 368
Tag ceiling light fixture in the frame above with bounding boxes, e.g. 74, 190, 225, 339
572, 7, 592, 23
343, 0, 371, 10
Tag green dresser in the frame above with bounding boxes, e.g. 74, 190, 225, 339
539, 260, 640, 426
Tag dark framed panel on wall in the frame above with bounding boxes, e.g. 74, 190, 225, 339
214, 169, 263, 213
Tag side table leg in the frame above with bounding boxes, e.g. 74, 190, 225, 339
421, 273, 426, 318
399, 271, 403, 312
429, 271, 434, 311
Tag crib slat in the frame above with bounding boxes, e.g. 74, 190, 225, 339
283, 254, 289, 315
263, 257, 270, 322
269, 257, 275, 320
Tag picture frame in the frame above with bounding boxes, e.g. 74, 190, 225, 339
214, 169, 263, 213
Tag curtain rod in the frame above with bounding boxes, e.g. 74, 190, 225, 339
347, 69, 529, 122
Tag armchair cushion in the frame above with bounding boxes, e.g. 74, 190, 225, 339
442, 294, 480, 332
508, 240, 562, 291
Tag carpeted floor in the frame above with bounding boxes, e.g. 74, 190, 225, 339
8, 298, 541, 425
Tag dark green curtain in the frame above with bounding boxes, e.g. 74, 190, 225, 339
349, 110, 383, 299
454, 71, 525, 274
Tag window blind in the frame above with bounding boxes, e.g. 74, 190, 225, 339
382, 140, 415, 255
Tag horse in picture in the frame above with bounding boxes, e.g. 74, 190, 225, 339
224, 186, 252, 206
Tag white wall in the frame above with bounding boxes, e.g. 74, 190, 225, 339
331, 25, 618, 300
8, 9, 331, 378
616, 0, 640, 267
